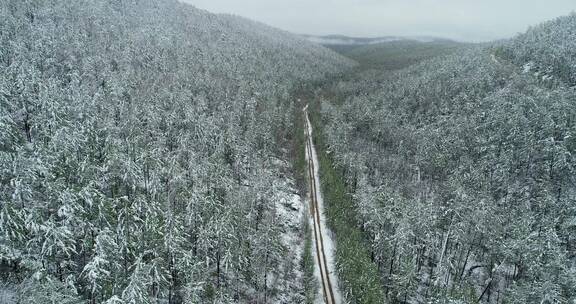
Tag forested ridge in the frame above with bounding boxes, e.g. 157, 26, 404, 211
319, 14, 576, 304
0, 0, 353, 303
326, 39, 464, 71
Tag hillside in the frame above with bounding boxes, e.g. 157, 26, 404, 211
496, 13, 576, 86
0, 0, 352, 303
317, 14, 576, 304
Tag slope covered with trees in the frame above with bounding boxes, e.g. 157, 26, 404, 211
0, 0, 353, 303
496, 13, 576, 86
319, 15, 576, 304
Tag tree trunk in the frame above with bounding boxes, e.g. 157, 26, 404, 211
24, 113, 32, 143
216, 247, 221, 289
386, 240, 398, 296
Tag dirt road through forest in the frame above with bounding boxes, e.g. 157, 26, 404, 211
303, 105, 342, 304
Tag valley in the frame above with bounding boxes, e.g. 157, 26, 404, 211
1, 1, 575, 303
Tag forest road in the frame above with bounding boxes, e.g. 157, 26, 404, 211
303, 105, 342, 304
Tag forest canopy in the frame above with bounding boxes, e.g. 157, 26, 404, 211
0, 0, 352, 302
320, 13, 576, 304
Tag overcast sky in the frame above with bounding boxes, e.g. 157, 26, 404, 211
181, 0, 575, 42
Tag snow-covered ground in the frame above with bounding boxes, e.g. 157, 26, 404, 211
490, 53, 500, 64
304, 107, 343, 304
269, 157, 307, 304
0, 286, 15, 304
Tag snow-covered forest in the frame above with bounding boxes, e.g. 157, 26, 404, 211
319, 14, 576, 304
2, 0, 576, 303
0, 0, 352, 302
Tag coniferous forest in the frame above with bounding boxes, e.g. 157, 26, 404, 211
320, 15, 576, 304
1, 1, 575, 303
0, 0, 352, 302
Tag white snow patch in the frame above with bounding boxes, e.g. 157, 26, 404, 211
523, 61, 534, 73
270, 158, 307, 304
0, 286, 16, 304
491, 54, 500, 64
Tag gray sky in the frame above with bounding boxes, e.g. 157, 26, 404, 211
181, 0, 575, 42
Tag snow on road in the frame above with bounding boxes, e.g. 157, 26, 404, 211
304, 106, 343, 304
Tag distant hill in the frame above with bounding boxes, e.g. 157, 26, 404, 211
325, 38, 465, 70
302, 34, 448, 45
